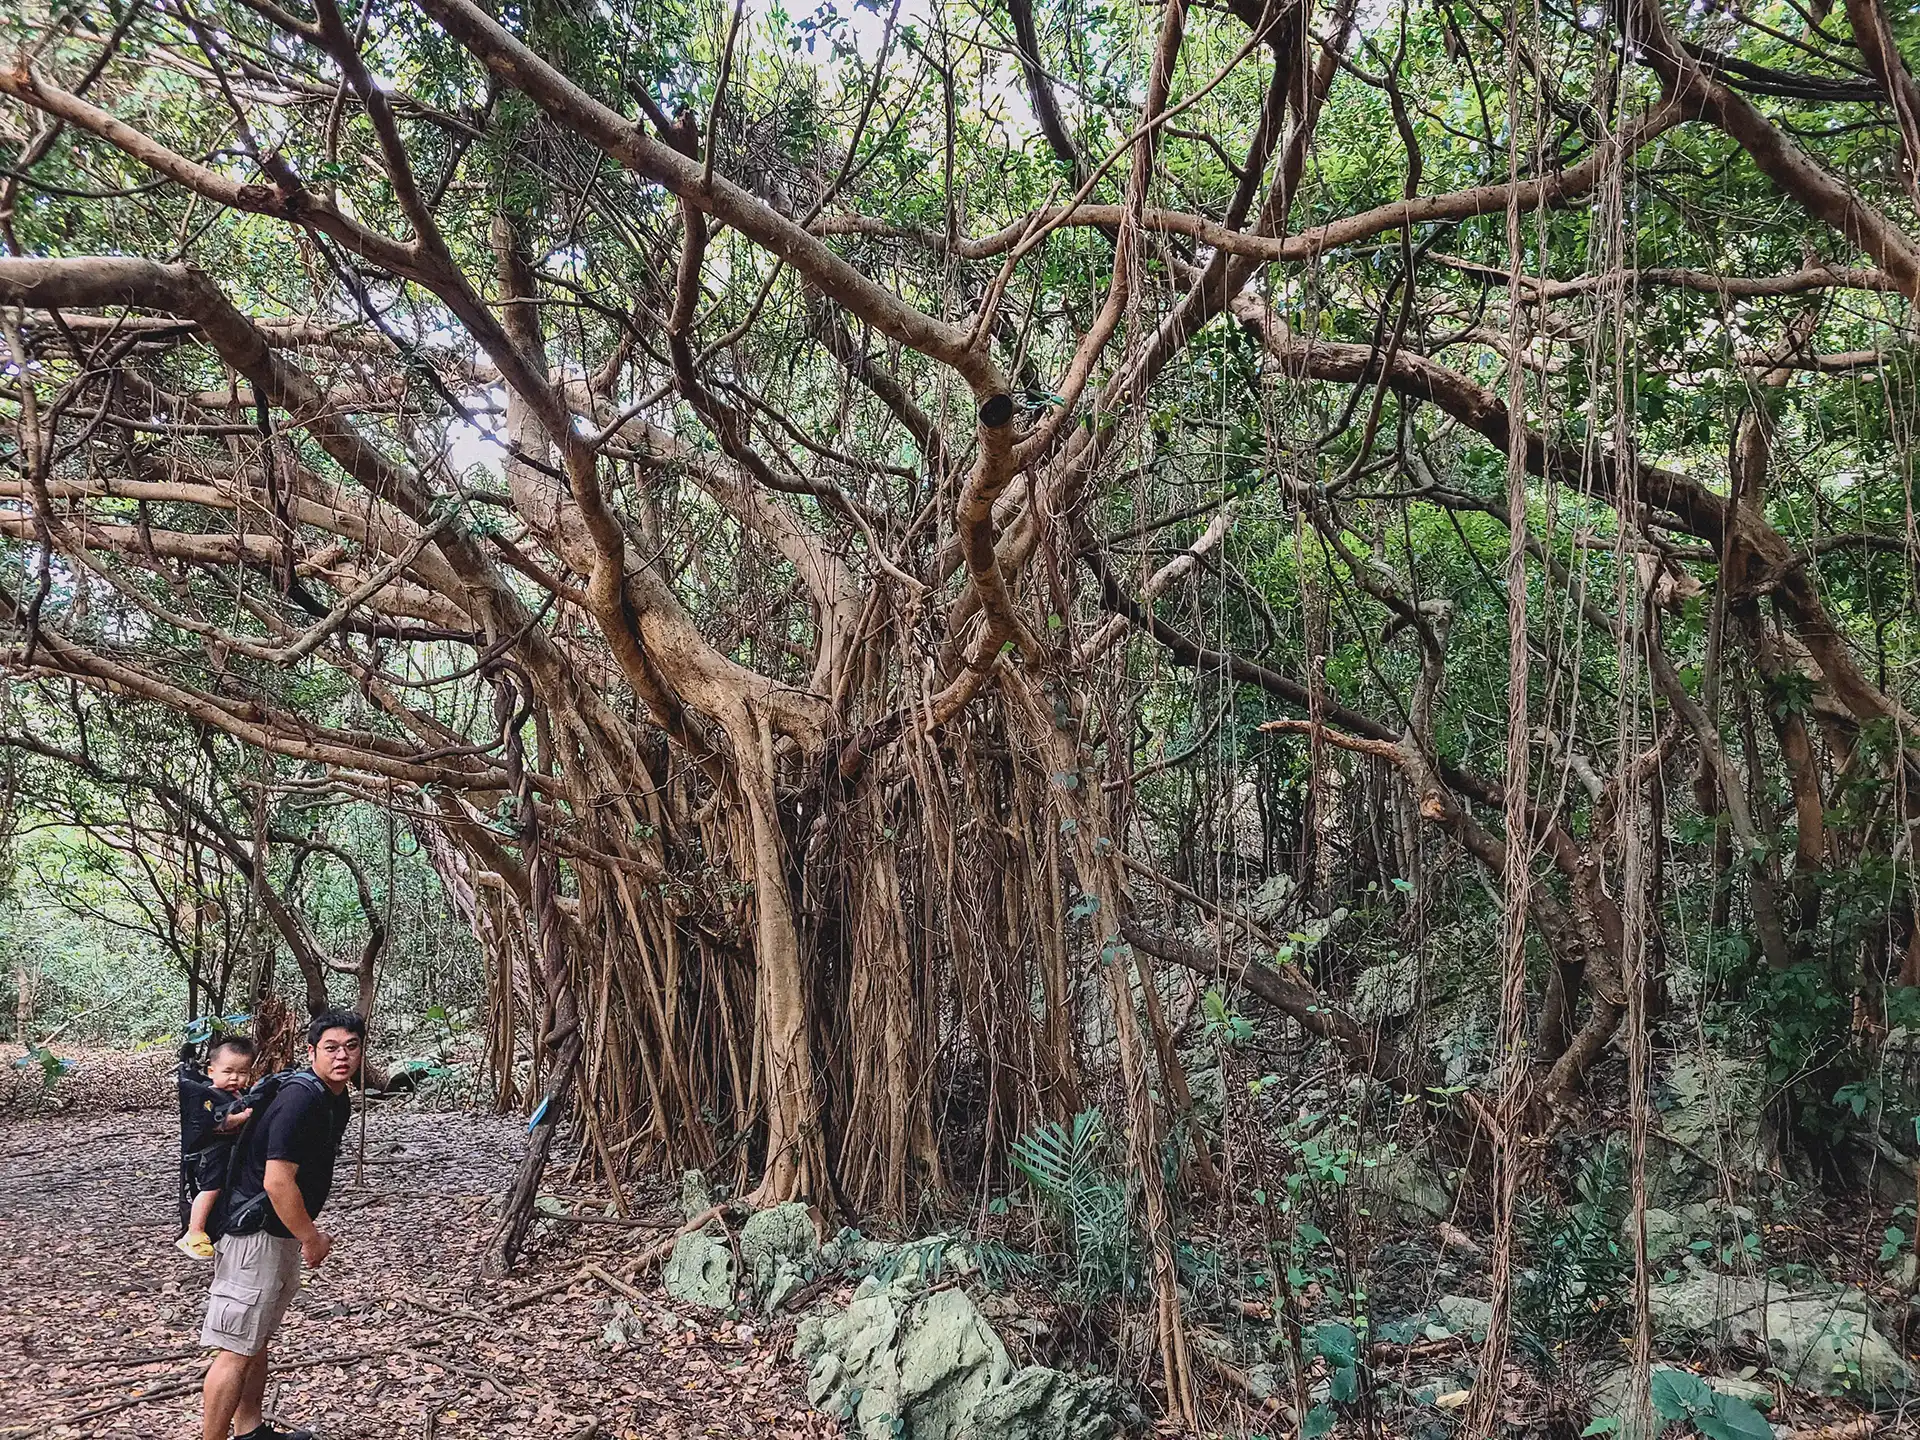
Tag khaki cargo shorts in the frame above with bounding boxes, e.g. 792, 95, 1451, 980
201, 1231, 303, 1356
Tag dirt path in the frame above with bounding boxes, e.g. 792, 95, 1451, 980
0, 1092, 828, 1439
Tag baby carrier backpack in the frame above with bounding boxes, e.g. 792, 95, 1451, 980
207, 1068, 327, 1240
176, 1045, 231, 1229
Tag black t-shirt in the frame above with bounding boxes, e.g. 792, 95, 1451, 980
227, 1073, 352, 1238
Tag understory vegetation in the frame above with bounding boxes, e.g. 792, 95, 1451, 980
6, 0, 1920, 1431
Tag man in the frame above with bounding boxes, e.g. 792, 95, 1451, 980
201, 1009, 363, 1440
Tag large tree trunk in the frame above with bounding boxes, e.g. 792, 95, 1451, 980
491, 678, 588, 1270
841, 777, 943, 1214
739, 716, 828, 1205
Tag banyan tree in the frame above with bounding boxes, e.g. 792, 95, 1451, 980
7, 0, 1920, 1420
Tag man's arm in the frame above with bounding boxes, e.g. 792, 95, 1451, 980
262, 1159, 332, 1267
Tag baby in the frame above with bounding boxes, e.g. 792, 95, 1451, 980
175, 1035, 257, 1260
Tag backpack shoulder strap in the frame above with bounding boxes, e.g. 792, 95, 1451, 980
239, 1070, 285, 1112
271, 1069, 326, 1104
236, 1069, 323, 1125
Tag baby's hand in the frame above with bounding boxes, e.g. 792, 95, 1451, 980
216, 1106, 253, 1132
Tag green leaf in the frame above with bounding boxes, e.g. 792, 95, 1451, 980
1300, 1403, 1337, 1439
1009, 1108, 1107, 1202
1580, 1420, 1620, 1437
1314, 1321, 1357, 1366
1650, 1368, 1714, 1421
1696, 1394, 1775, 1440
1330, 1363, 1359, 1403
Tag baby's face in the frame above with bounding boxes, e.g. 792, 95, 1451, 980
208, 1051, 253, 1093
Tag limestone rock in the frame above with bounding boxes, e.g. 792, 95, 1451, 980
1649, 1271, 1911, 1396
740, 1202, 814, 1271
1179, 1050, 1227, 1124
662, 1229, 734, 1309
662, 1183, 735, 1311
679, 1168, 719, 1220
1246, 1363, 1289, 1403
1416, 1374, 1473, 1406
664, 1186, 820, 1313
1630, 1203, 1755, 1261
764, 1268, 804, 1313
820, 1225, 893, 1275
1708, 1377, 1776, 1409
885, 1233, 974, 1283
965, 1366, 1139, 1440
820, 1228, 973, 1286
740, 1201, 817, 1312
1352, 954, 1420, 1023
1653, 1059, 1768, 1201
1370, 1152, 1454, 1221
1437, 1294, 1492, 1337
1249, 872, 1297, 925
1637, 1207, 1686, 1258
1869, 1139, 1920, 1208
793, 1266, 1145, 1438
795, 1274, 1012, 1440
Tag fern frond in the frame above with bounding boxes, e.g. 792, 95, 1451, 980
1011, 1106, 1107, 1200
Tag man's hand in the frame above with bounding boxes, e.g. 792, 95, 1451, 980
214, 1106, 253, 1132
301, 1230, 333, 1268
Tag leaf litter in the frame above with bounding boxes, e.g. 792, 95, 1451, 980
1, 1069, 832, 1440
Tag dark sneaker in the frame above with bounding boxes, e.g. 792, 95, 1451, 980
236, 1424, 314, 1440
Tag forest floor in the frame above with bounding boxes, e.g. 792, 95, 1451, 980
7, 1050, 1912, 1439
0, 1049, 830, 1440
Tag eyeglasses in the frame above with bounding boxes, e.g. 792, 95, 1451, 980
315, 1039, 363, 1055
